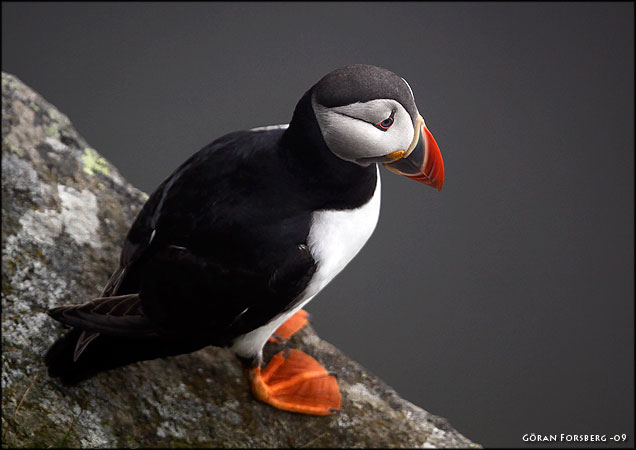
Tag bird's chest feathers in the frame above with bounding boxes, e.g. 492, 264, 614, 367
305, 169, 381, 297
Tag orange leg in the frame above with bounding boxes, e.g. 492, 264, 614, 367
268, 309, 309, 343
248, 349, 341, 415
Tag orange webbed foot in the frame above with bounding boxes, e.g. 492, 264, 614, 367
248, 349, 341, 415
268, 309, 309, 343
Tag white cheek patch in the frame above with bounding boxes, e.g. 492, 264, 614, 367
331, 99, 397, 124
312, 98, 414, 163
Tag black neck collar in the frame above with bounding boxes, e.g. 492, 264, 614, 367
279, 87, 377, 210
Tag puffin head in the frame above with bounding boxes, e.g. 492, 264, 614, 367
311, 64, 444, 191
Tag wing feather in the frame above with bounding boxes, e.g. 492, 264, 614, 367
47, 294, 159, 337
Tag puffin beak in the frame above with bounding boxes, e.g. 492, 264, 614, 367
383, 116, 445, 191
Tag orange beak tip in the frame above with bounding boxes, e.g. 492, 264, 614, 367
422, 126, 445, 191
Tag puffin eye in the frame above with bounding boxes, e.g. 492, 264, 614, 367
374, 111, 395, 131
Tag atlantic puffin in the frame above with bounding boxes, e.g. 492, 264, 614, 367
45, 64, 444, 415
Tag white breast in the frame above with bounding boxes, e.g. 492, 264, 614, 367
231, 167, 381, 359
304, 165, 381, 298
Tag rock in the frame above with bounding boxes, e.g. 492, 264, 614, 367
1, 71, 479, 448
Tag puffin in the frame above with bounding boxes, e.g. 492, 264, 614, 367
44, 64, 445, 416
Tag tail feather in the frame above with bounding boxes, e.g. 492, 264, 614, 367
46, 294, 159, 337
44, 328, 210, 386
74, 330, 100, 361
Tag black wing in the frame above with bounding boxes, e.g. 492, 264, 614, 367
70, 129, 317, 345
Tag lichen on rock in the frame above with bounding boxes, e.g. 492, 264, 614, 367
82, 147, 110, 177
1, 72, 479, 448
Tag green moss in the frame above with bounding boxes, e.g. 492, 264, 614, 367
47, 107, 62, 122
42, 122, 60, 139
82, 147, 110, 177
2, 73, 22, 91
3, 137, 25, 157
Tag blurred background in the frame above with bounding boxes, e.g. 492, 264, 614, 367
2, 3, 633, 447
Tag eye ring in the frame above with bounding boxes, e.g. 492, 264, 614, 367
374, 111, 395, 131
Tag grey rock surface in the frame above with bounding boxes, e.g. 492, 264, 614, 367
1, 72, 478, 448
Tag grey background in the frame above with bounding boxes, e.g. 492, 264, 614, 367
2, 2, 633, 447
